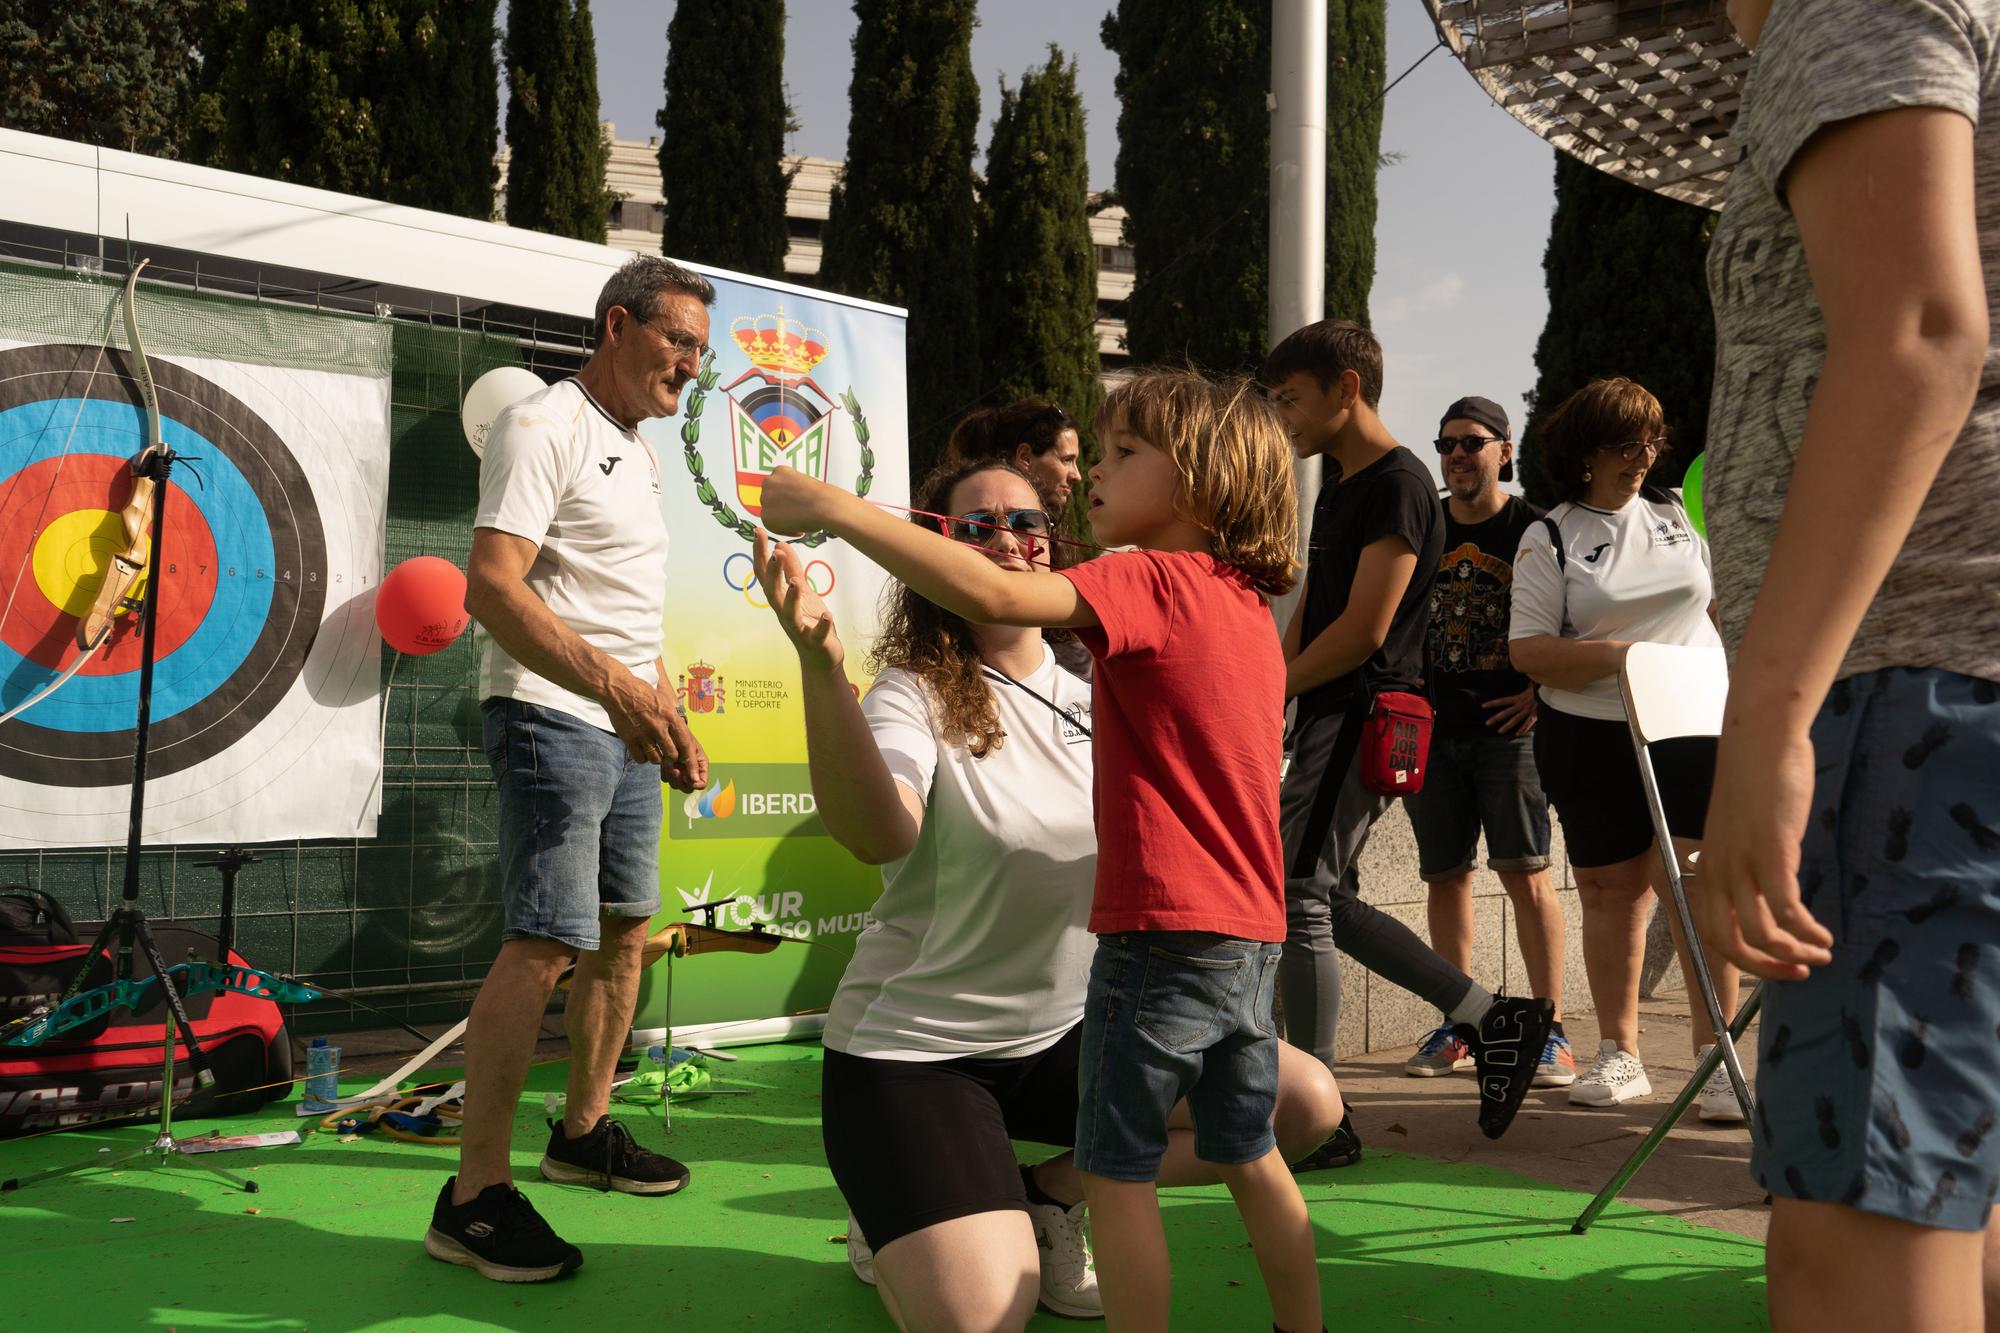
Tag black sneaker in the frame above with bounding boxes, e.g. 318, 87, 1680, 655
1457, 995, 1557, 1140
540, 1115, 690, 1195
424, 1177, 582, 1282
1290, 1112, 1363, 1172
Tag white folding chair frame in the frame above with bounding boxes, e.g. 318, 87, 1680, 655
1573, 643, 1762, 1233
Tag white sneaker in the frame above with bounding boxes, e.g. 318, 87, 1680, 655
1695, 1044, 1749, 1123
1028, 1197, 1102, 1319
1568, 1040, 1652, 1106
845, 1210, 877, 1286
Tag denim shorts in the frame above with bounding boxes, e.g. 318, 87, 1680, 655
1403, 724, 1551, 879
483, 697, 663, 952
1752, 668, 2000, 1231
1075, 931, 1281, 1181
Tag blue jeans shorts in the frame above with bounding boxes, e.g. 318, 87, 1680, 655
1075, 931, 1282, 1182
1752, 668, 2000, 1230
1403, 724, 1551, 879
483, 697, 663, 953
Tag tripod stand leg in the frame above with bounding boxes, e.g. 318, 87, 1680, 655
131, 919, 216, 1090
1572, 984, 1762, 1234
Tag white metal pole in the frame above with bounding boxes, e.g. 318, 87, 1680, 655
1269, 0, 1328, 633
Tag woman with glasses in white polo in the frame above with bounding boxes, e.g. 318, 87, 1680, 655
1507, 377, 1745, 1119
750, 455, 1345, 1332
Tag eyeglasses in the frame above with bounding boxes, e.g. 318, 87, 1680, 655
1433, 435, 1502, 456
1596, 439, 1664, 461
940, 508, 1052, 545
631, 314, 710, 363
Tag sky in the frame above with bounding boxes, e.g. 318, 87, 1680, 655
579, 1, 1559, 486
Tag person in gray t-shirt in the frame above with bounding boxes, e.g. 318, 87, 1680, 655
1698, 2, 2000, 1329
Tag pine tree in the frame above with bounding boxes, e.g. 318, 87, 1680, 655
818, 0, 981, 479
0, 2, 201, 157
189, 1, 498, 221
976, 47, 1103, 491
1326, 0, 1386, 326
657, 0, 790, 278
1520, 152, 1716, 505
504, 0, 615, 243
1101, 1, 1269, 375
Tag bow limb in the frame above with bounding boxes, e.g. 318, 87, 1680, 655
0, 959, 324, 1048
75, 263, 165, 653
0, 640, 103, 727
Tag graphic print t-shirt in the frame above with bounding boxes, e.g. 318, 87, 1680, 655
1424, 496, 1543, 728
1705, 0, 2000, 684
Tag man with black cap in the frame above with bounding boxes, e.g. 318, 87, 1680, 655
1401, 398, 1570, 1088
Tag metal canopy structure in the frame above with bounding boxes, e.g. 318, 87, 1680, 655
1422, 0, 1749, 210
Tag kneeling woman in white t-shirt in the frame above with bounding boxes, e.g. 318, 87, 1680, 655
1508, 378, 1745, 1119
752, 460, 1341, 1332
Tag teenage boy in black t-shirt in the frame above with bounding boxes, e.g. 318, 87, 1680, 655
1263, 323, 1554, 1170
1402, 397, 1570, 1089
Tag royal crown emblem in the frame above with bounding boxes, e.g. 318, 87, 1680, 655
677, 661, 726, 715
731, 313, 829, 377
680, 305, 874, 548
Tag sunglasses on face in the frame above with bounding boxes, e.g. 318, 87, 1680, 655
1433, 435, 1502, 457
939, 508, 1052, 545
1596, 439, 1664, 462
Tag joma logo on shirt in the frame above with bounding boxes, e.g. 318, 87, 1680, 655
599, 456, 621, 475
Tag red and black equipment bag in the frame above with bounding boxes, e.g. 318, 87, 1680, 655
0, 895, 294, 1138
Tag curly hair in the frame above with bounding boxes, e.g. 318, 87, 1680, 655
865, 459, 1043, 758
1535, 377, 1673, 503
1096, 369, 1299, 596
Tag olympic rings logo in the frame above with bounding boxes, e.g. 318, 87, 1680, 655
722, 552, 834, 609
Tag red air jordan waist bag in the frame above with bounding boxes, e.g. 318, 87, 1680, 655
1359, 690, 1434, 797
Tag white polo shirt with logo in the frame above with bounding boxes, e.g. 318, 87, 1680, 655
474, 378, 670, 732
1509, 491, 1721, 721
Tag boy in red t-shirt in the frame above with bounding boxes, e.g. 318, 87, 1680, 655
759, 369, 1323, 1332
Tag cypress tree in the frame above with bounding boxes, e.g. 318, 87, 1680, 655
1326, 0, 1386, 326
1520, 152, 1716, 506
0, 1, 201, 157
1102, 2, 1268, 374
504, 0, 615, 243
818, 0, 981, 479
383, 2, 500, 220
657, 0, 790, 279
189, 1, 498, 221
975, 46, 1103, 492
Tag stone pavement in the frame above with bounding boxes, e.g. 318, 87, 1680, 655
1324, 980, 1770, 1241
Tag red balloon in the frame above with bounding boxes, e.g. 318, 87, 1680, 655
376, 556, 471, 655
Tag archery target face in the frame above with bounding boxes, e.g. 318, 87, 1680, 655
0, 343, 328, 787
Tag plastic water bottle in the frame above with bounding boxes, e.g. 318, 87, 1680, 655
305, 1037, 340, 1102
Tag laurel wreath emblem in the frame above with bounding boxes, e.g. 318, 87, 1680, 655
680, 350, 875, 548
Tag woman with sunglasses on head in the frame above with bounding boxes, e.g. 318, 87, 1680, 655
1506, 377, 1744, 1117
750, 458, 1341, 1333
944, 399, 1086, 512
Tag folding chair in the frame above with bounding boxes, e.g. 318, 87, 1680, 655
1572, 642, 1761, 1233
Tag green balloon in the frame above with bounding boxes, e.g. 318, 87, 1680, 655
1681, 452, 1706, 538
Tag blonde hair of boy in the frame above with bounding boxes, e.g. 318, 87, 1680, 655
1096, 368, 1300, 596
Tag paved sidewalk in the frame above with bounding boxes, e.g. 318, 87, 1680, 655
1326, 981, 1769, 1240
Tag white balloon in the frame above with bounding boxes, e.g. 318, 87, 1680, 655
461, 366, 547, 458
